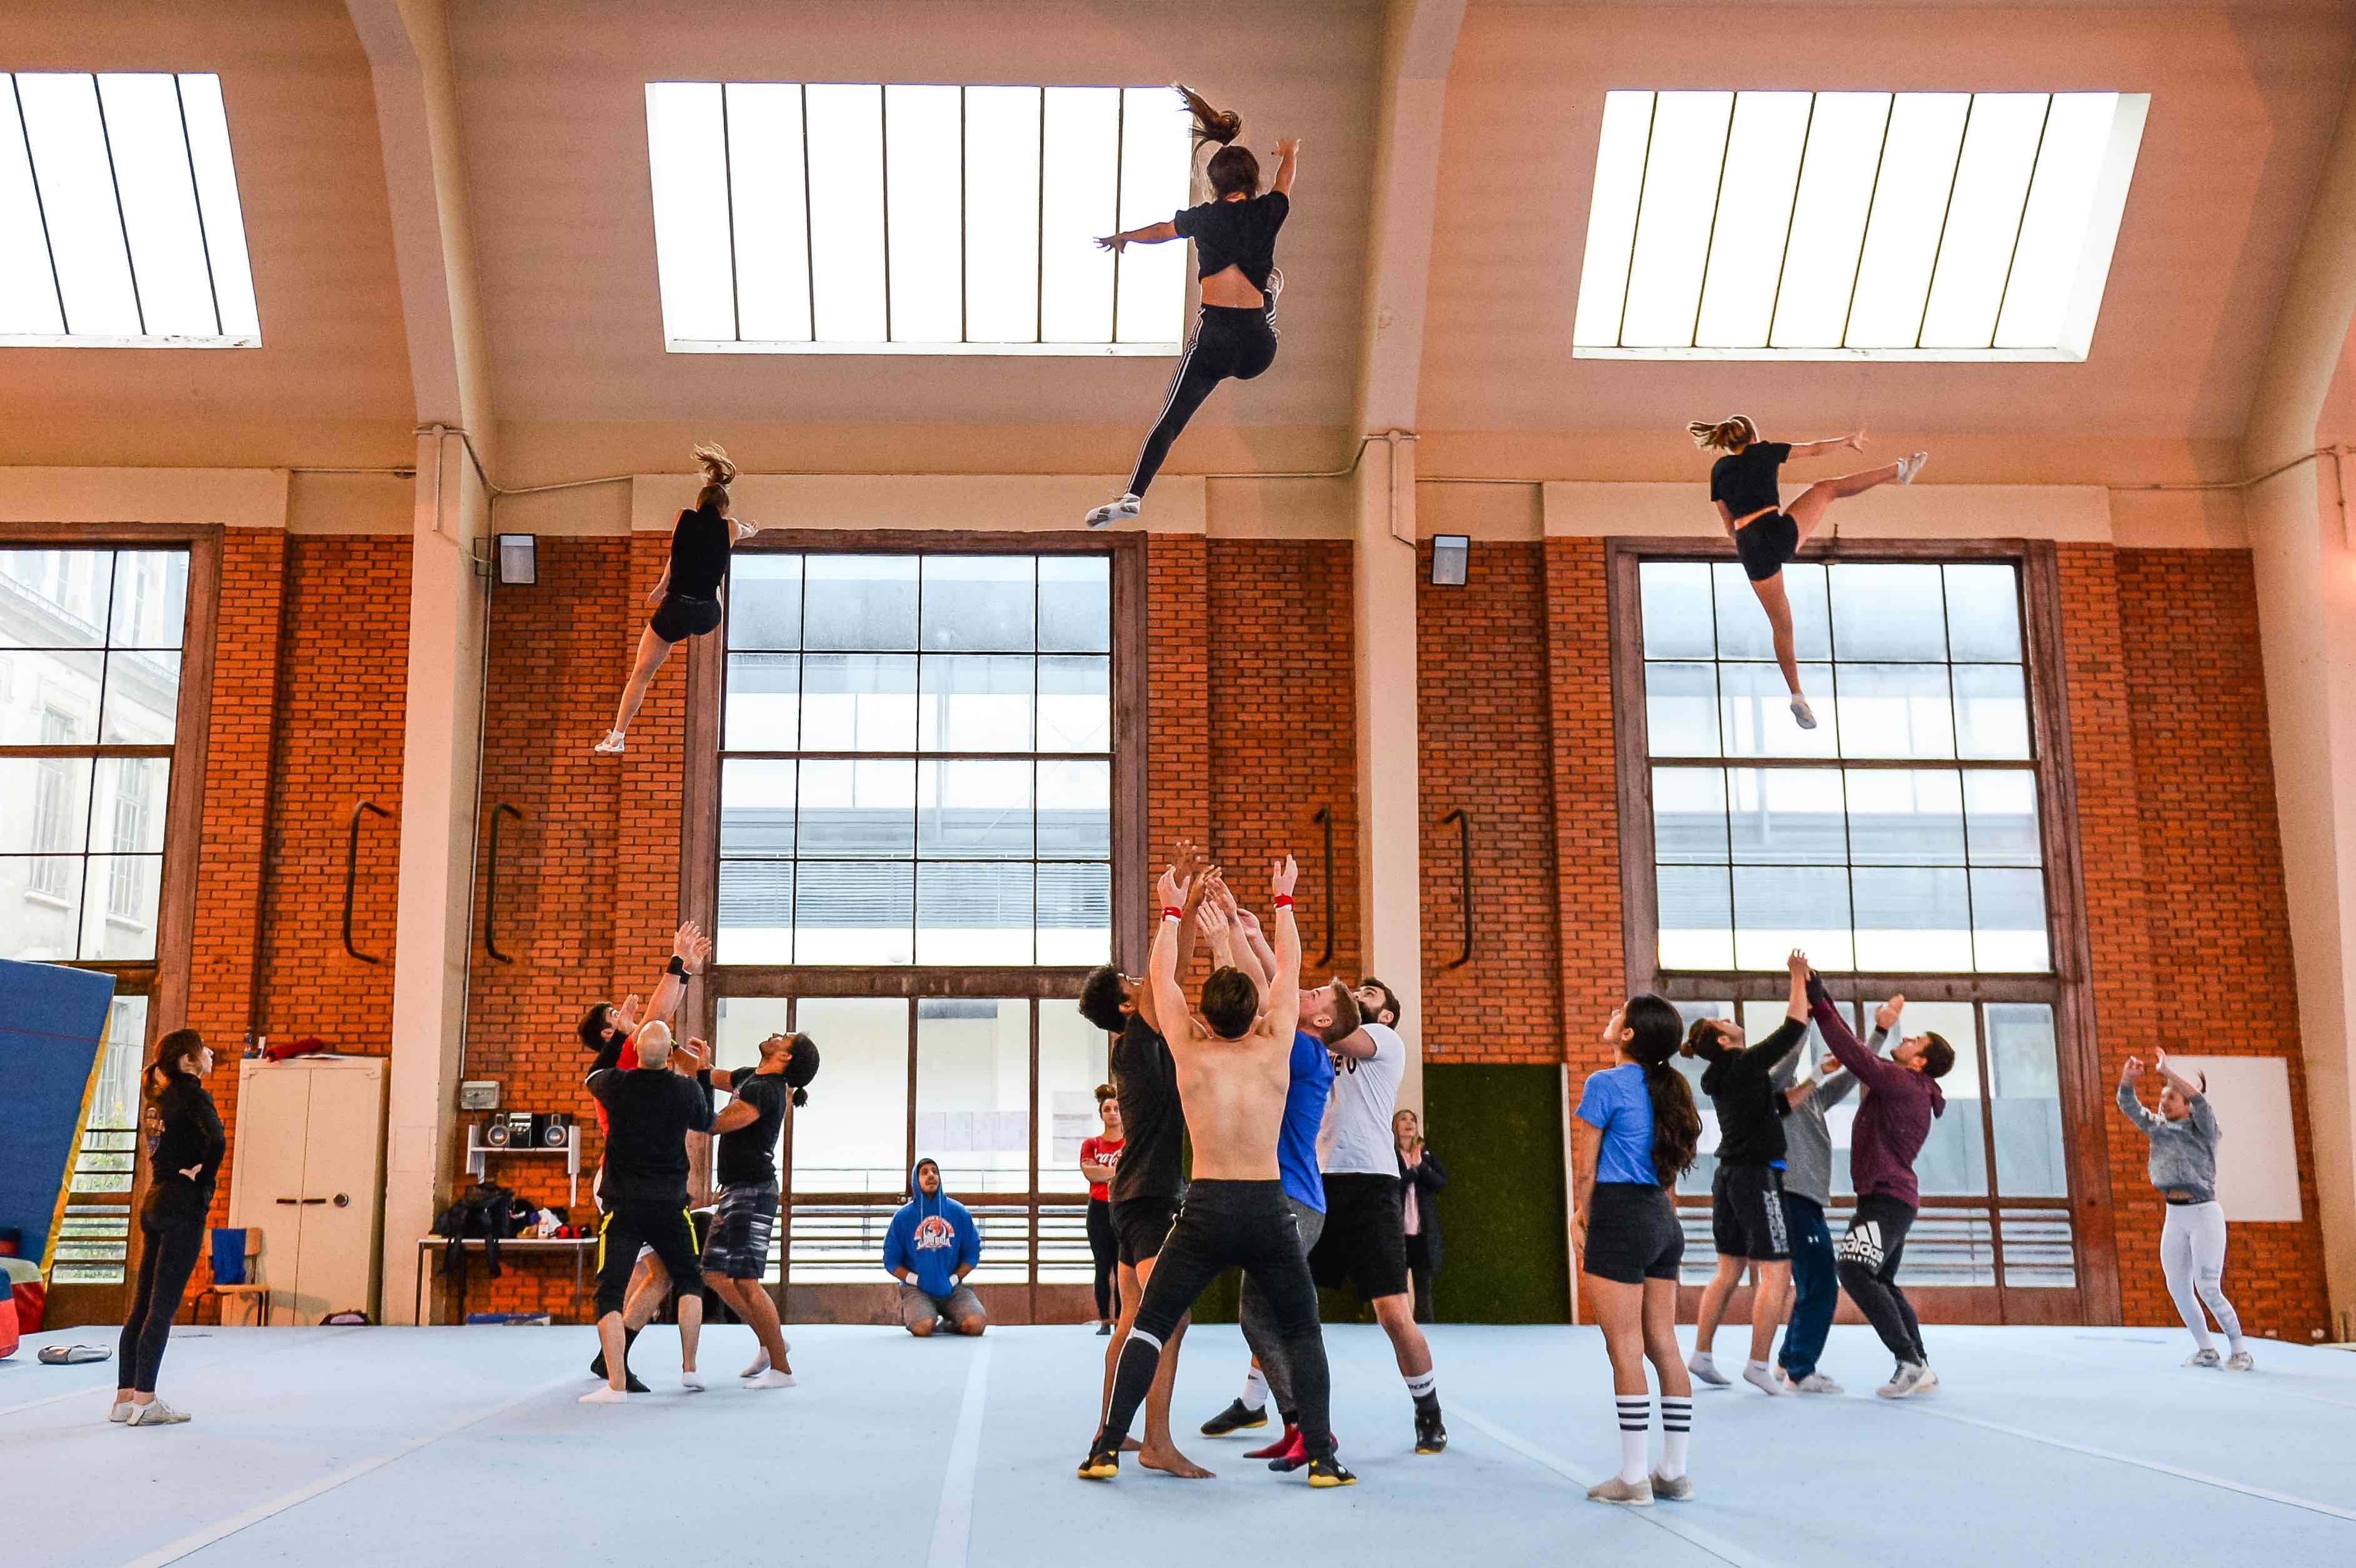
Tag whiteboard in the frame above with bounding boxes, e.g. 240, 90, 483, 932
2162, 1056, 2302, 1223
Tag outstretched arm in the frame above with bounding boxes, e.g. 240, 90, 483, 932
1270, 137, 1300, 196
2115, 1056, 2162, 1134
1097, 221, 1180, 254
1233, 902, 1280, 984
645, 921, 709, 1029
1146, 862, 1193, 1042
1788, 432, 1865, 460
1263, 855, 1304, 1041
1807, 969, 1904, 1091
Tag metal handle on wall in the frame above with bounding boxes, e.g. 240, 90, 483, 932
344, 798, 391, 963
485, 802, 523, 963
1443, 807, 1473, 969
1311, 806, 1336, 966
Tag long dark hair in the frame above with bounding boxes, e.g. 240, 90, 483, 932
1175, 82, 1259, 199
144, 1027, 207, 1101
1624, 995, 1702, 1186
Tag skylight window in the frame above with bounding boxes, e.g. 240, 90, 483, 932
1573, 91, 2146, 361
646, 82, 1192, 356
1, 72, 259, 348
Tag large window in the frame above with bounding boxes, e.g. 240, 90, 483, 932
1574, 91, 2145, 361
1615, 546, 2092, 1315
645, 82, 1189, 354
1, 73, 259, 347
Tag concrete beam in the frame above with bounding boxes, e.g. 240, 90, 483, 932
1352, 0, 1466, 437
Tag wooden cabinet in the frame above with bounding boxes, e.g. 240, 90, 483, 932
227, 1057, 387, 1324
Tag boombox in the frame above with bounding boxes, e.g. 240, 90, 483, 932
484, 1112, 574, 1149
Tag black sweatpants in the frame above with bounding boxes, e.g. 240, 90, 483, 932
1085, 1196, 1120, 1321
1406, 1232, 1436, 1324
1097, 1180, 1333, 1459
119, 1212, 203, 1394
1126, 303, 1278, 496
595, 1201, 703, 1319
1836, 1192, 1928, 1365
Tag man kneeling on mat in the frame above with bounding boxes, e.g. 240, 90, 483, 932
886, 1159, 986, 1336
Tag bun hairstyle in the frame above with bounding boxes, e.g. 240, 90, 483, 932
1093, 1082, 1116, 1105
1686, 415, 1758, 452
144, 1027, 207, 1101
692, 441, 738, 513
1175, 82, 1260, 200
783, 1032, 820, 1107
1622, 994, 1703, 1186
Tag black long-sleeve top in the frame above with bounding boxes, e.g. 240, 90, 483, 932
1701, 1016, 1804, 1167
585, 1034, 715, 1208
145, 1076, 226, 1223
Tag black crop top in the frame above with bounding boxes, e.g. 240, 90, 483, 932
668, 506, 731, 600
1709, 441, 1792, 518
1173, 191, 1288, 294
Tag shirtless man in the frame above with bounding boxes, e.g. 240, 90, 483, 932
1078, 856, 1354, 1489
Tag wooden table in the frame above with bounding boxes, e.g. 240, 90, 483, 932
414, 1235, 592, 1324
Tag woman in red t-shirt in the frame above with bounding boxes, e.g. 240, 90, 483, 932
1078, 1084, 1125, 1333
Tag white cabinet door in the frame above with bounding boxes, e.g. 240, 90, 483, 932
290, 1063, 386, 1322
226, 1063, 313, 1324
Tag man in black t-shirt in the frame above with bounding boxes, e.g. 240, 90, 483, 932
701, 1030, 820, 1391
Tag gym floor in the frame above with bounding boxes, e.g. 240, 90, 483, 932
4, 1322, 2352, 1566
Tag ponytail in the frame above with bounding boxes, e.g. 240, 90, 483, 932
1685, 415, 1758, 452
145, 1027, 206, 1101
1172, 83, 1241, 149
691, 441, 737, 513
783, 1032, 820, 1110
1623, 994, 1702, 1186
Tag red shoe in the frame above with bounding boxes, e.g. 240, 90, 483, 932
1244, 1424, 1299, 1461
1265, 1429, 1313, 1473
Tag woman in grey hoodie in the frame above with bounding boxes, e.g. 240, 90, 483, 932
2117, 1052, 2252, 1371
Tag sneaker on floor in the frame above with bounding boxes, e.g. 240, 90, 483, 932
1076, 1446, 1121, 1482
741, 1351, 768, 1378
681, 1371, 706, 1392
1587, 1475, 1654, 1507
128, 1399, 191, 1426
1789, 696, 1818, 731
1084, 494, 1142, 530
1687, 1351, 1731, 1387
1201, 1397, 1270, 1437
2185, 1348, 2222, 1369
578, 1387, 628, 1405
1877, 1363, 1929, 1399
1897, 451, 1930, 485
1743, 1361, 1792, 1397
1414, 1406, 1448, 1454
108, 1400, 134, 1424
744, 1368, 796, 1390
1265, 1430, 1314, 1473
1650, 1471, 1695, 1502
2225, 1349, 2256, 1372
1789, 1372, 1844, 1395
1306, 1455, 1357, 1489
1095, 1321, 1113, 1336
1243, 1423, 1299, 1460
1911, 1367, 1940, 1396
592, 731, 626, 755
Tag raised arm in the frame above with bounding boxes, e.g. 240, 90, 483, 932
1807, 969, 1905, 1091
1233, 901, 1280, 986
1197, 898, 1265, 994
1787, 432, 1865, 460
1263, 854, 1304, 1041
2155, 1049, 2209, 1113
1096, 221, 1180, 254
1146, 862, 1193, 1041
644, 921, 709, 1030
1270, 137, 1299, 196
2115, 1056, 2162, 1134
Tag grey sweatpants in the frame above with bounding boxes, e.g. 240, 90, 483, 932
1238, 1195, 1325, 1419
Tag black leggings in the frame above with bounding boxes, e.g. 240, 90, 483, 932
1085, 1197, 1120, 1321
1126, 303, 1278, 496
119, 1213, 203, 1394
1406, 1232, 1436, 1324
1097, 1180, 1333, 1459
1836, 1193, 1928, 1365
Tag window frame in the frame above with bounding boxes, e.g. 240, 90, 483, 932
1607, 536, 2118, 1321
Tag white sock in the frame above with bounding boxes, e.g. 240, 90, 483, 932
578, 1386, 627, 1404
1659, 1397, 1692, 1480
744, 1368, 795, 1389
1615, 1396, 1650, 1484
681, 1369, 706, 1391
1404, 1369, 1438, 1402
1240, 1365, 1269, 1411
741, 1349, 769, 1378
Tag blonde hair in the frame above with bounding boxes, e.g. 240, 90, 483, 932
691, 441, 737, 512
1687, 415, 1758, 452
1171, 83, 1242, 149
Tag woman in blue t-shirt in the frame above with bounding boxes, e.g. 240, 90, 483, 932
1084, 86, 1298, 529
1685, 414, 1928, 731
1571, 994, 1703, 1507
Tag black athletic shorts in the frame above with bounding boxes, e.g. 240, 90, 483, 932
649, 592, 723, 644
1310, 1172, 1411, 1300
1111, 1192, 1180, 1267
1711, 1163, 1792, 1262
1583, 1181, 1685, 1285
596, 1201, 703, 1317
1735, 511, 1799, 581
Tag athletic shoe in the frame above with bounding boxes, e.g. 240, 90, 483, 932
578, 1387, 628, 1405
1306, 1456, 1357, 1489
1076, 1446, 1121, 1481
1265, 1430, 1313, 1473
1743, 1361, 1792, 1397
1650, 1471, 1695, 1502
592, 731, 626, 755
1201, 1397, 1270, 1437
109, 1400, 134, 1423
1911, 1367, 1940, 1395
1587, 1475, 1653, 1507
1876, 1363, 1928, 1399
128, 1399, 191, 1426
1789, 1372, 1843, 1395
1414, 1406, 1448, 1454
1897, 452, 1929, 485
681, 1370, 707, 1392
2225, 1350, 2256, 1372
2185, 1348, 2222, 1369
1084, 494, 1142, 529
1244, 1423, 1300, 1460
1790, 696, 1818, 731
1095, 1321, 1113, 1336
744, 1369, 795, 1390
1687, 1351, 1731, 1387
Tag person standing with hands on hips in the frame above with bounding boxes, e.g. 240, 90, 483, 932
1081, 1087, 1126, 1334
1394, 1109, 1446, 1324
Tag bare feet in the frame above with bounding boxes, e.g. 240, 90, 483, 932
1121, 1437, 1143, 1452
1138, 1444, 1215, 1479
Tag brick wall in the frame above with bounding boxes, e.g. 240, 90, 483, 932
1543, 537, 1627, 1087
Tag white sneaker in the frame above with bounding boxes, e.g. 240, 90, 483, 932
1084, 494, 1142, 529
681, 1370, 706, 1392
1790, 695, 1818, 731
128, 1399, 191, 1426
2185, 1348, 2222, 1369
2225, 1349, 2255, 1372
1687, 1351, 1730, 1387
1743, 1361, 1792, 1397
578, 1386, 628, 1405
1876, 1363, 1928, 1399
1790, 1372, 1843, 1395
1910, 1367, 1940, 1396
1897, 451, 1929, 485
592, 731, 626, 756
109, 1400, 134, 1424
744, 1368, 796, 1389
1587, 1475, 1654, 1507
1649, 1470, 1695, 1502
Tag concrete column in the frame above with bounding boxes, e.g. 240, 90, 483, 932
1355, 436, 1426, 1111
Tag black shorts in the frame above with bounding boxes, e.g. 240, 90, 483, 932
1711, 1164, 1792, 1261
1583, 1181, 1685, 1285
1309, 1172, 1411, 1300
701, 1184, 777, 1280
649, 592, 723, 643
1111, 1192, 1180, 1267
596, 1202, 703, 1317
1735, 511, 1799, 581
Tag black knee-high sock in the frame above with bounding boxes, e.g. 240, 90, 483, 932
1095, 1329, 1165, 1451
590, 1325, 641, 1379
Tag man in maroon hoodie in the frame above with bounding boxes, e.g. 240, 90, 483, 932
1805, 966, 1953, 1399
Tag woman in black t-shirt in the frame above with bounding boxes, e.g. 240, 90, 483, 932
1687, 414, 1928, 730
595, 442, 760, 755
1085, 86, 1298, 529
114, 1029, 223, 1426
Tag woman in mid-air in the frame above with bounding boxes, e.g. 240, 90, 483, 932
1688, 415, 1927, 730
1085, 86, 1297, 529
594, 443, 759, 755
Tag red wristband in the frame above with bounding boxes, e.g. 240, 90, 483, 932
1162, 906, 1183, 922
1273, 894, 1295, 910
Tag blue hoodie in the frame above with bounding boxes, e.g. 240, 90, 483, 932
884, 1158, 980, 1299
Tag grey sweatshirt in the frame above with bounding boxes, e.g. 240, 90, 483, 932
1769, 1025, 1878, 1208
2116, 1079, 2220, 1204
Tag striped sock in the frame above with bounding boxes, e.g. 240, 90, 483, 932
1659, 1396, 1693, 1481
1615, 1394, 1650, 1483
1404, 1369, 1438, 1407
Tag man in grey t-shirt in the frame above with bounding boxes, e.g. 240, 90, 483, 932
1769, 996, 1897, 1393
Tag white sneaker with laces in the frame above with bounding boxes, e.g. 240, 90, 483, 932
1876, 1363, 1927, 1399
109, 1400, 134, 1424
1084, 494, 1142, 530
1790, 696, 1818, 731
2185, 1348, 2222, 1369
593, 731, 626, 756
1687, 1351, 1731, 1387
1897, 451, 1930, 485
1790, 1372, 1844, 1395
2225, 1349, 2255, 1372
128, 1399, 191, 1426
